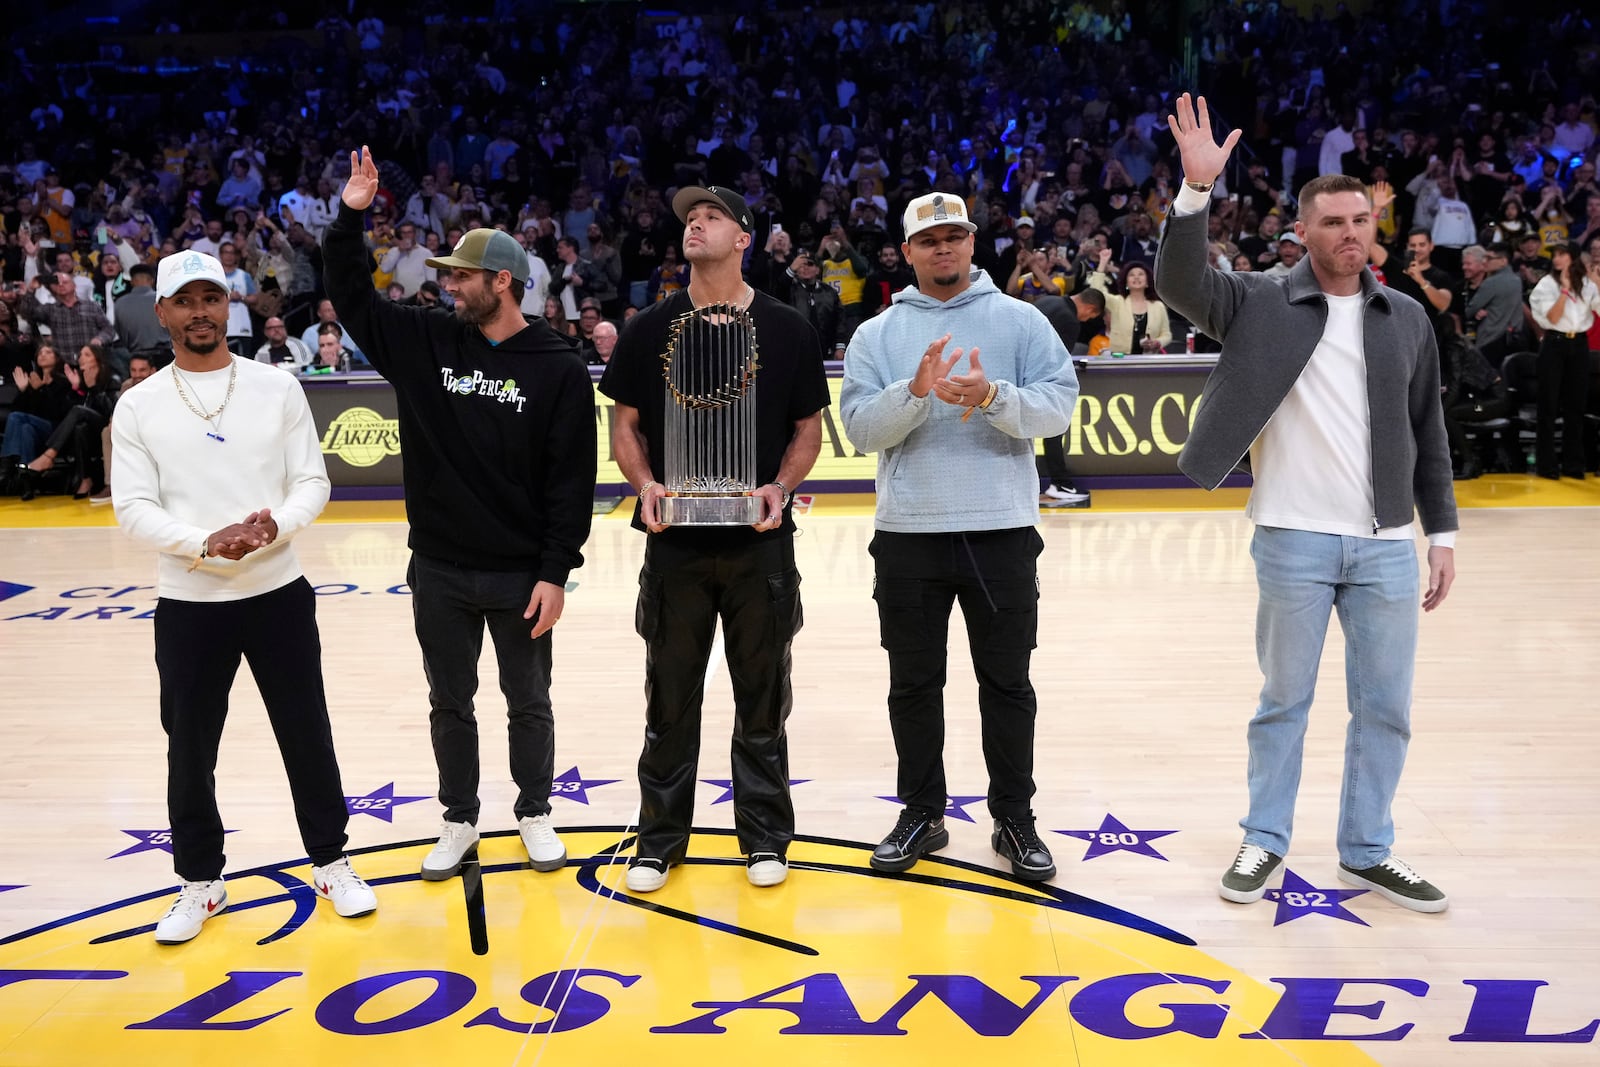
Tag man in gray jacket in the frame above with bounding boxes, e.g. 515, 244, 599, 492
1157, 95, 1458, 914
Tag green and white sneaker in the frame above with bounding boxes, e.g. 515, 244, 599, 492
1338, 856, 1448, 913
1219, 842, 1283, 903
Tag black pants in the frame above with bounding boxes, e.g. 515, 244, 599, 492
42, 404, 106, 487
871, 527, 1042, 820
155, 578, 349, 881
1536, 333, 1591, 477
1039, 434, 1074, 487
633, 533, 803, 863
408, 552, 554, 825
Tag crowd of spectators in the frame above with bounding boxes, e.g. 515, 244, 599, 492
3, 0, 1599, 493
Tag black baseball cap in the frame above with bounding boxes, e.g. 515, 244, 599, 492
671, 185, 753, 232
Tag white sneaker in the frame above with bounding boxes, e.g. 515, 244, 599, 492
1041, 483, 1090, 508
312, 856, 378, 917
421, 821, 479, 881
154, 879, 228, 944
746, 852, 788, 887
626, 858, 669, 893
518, 814, 567, 872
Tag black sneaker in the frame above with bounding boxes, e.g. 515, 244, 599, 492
1218, 842, 1283, 903
625, 857, 670, 893
871, 808, 949, 872
1338, 856, 1448, 913
991, 815, 1056, 881
746, 852, 788, 887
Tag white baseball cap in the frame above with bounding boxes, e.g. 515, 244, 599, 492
156, 250, 229, 299
903, 192, 978, 240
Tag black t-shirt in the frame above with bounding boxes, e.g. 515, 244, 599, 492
598, 288, 829, 542
1381, 251, 1456, 342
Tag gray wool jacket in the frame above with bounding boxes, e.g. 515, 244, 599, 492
1154, 206, 1458, 536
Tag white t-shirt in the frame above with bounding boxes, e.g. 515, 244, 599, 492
1246, 292, 1412, 540
222, 268, 255, 337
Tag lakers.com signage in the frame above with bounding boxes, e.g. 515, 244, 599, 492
302, 362, 1217, 489
2, 829, 1587, 1063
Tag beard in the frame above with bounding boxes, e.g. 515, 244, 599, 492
453, 285, 498, 324
932, 271, 962, 288
184, 327, 223, 355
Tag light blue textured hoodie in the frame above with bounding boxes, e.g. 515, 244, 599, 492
840, 270, 1079, 533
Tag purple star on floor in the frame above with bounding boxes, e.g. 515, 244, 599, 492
0, 885, 23, 893
344, 782, 430, 822
1055, 813, 1179, 861
550, 766, 621, 806
701, 778, 812, 805
1264, 868, 1370, 926
876, 795, 987, 824
109, 828, 236, 859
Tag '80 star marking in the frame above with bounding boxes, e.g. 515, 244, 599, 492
1056, 813, 1179, 861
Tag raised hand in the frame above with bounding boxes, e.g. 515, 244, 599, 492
1371, 180, 1395, 213
342, 145, 380, 211
1166, 93, 1242, 186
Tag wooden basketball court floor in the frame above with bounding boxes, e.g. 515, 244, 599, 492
1, 479, 1596, 1066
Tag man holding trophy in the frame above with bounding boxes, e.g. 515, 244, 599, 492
600, 185, 829, 893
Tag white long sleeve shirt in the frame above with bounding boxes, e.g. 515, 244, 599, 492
112, 357, 330, 602
1528, 274, 1600, 334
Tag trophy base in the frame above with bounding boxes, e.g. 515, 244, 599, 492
660, 493, 765, 526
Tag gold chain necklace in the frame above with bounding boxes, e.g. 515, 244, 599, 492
171, 358, 237, 443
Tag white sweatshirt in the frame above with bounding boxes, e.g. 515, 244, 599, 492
112, 357, 331, 602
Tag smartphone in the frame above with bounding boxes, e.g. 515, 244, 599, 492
771, 222, 783, 234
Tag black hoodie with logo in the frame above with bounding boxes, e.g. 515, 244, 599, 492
324, 203, 596, 582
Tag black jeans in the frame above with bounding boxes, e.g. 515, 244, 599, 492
870, 527, 1043, 820
1536, 333, 1591, 477
633, 533, 803, 863
408, 552, 555, 825
154, 578, 349, 881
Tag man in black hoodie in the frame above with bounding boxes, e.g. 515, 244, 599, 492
325, 147, 597, 882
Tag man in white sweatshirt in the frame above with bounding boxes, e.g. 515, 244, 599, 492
112, 249, 377, 945
840, 192, 1079, 884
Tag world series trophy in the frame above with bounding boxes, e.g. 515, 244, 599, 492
658, 301, 764, 525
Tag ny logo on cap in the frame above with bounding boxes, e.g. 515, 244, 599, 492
916, 195, 959, 222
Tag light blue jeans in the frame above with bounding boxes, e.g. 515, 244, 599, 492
1243, 526, 1419, 869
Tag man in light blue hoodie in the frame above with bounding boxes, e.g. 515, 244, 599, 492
841, 191, 1080, 883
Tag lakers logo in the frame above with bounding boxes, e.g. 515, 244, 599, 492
0, 829, 1461, 1063
319, 406, 402, 468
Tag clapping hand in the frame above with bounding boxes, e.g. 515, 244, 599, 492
935, 347, 988, 410
910, 334, 964, 399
